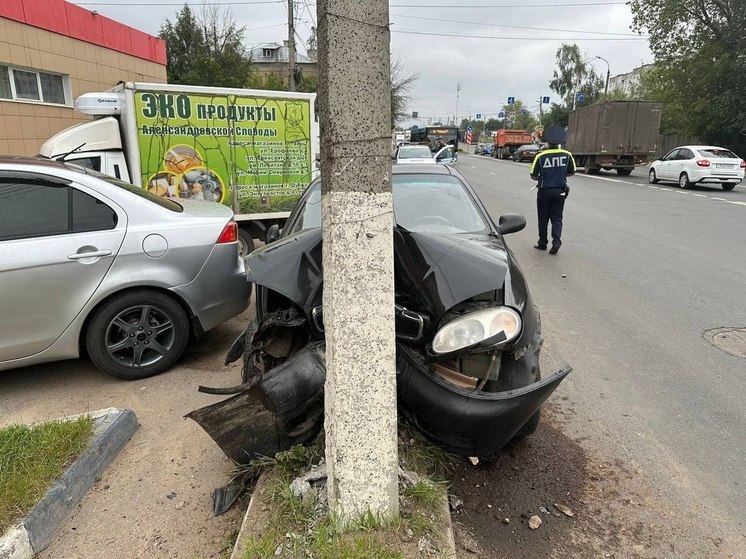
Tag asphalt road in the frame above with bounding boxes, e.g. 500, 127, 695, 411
459, 154, 746, 530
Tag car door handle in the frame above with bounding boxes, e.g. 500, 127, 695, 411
68, 249, 113, 260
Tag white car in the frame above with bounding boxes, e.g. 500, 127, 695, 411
395, 145, 457, 165
648, 145, 745, 191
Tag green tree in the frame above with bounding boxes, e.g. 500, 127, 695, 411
630, 0, 746, 154
246, 72, 288, 91
549, 43, 604, 109
159, 5, 251, 88
390, 56, 419, 129
540, 103, 569, 128
499, 100, 538, 130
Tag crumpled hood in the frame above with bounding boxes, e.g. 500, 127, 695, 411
246, 227, 524, 326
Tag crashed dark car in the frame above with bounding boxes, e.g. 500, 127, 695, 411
190, 165, 571, 464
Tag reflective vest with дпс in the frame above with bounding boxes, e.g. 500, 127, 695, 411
530, 148, 576, 189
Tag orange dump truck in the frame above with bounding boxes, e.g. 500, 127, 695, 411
493, 129, 533, 159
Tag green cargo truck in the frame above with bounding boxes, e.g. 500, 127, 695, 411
40, 82, 320, 255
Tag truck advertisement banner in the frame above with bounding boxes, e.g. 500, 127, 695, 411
134, 91, 313, 213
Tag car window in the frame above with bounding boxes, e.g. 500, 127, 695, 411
678, 149, 694, 159
72, 188, 118, 232
67, 156, 102, 172
698, 148, 738, 158
0, 179, 119, 242
0, 179, 69, 241
285, 175, 490, 236
399, 147, 433, 159
663, 149, 680, 161
285, 184, 321, 235
392, 174, 489, 234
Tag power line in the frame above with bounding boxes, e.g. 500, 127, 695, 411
389, 1, 627, 7
391, 12, 643, 37
394, 28, 647, 41
77, 0, 628, 7
77, 1, 282, 5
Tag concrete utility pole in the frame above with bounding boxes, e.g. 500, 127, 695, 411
287, 0, 296, 91
317, 0, 398, 524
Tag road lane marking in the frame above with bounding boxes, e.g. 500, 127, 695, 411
660, 188, 673, 191
726, 201, 746, 206
471, 165, 476, 168
691, 193, 706, 198
674, 191, 689, 194
647, 185, 659, 189
489, 171, 496, 175
712, 197, 727, 201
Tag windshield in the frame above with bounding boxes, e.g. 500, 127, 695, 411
398, 147, 433, 159
65, 164, 183, 212
698, 148, 738, 159
287, 175, 490, 236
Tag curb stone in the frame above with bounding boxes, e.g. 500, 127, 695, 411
0, 408, 139, 559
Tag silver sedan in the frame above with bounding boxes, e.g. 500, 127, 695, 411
0, 157, 250, 379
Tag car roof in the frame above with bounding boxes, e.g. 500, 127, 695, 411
678, 145, 734, 151
392, 164, 454, 176
0, 155, 69, 170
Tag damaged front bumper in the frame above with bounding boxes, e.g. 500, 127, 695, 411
397, 344, 572, 456
191, 336, 571, 461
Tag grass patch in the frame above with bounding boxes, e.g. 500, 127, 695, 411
239, 432, 453, 559
0, 415, 94, 533
398, 427, 458, 478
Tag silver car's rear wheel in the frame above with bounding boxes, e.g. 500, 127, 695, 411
86, 291, 189, 379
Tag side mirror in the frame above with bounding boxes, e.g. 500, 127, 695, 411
266, 224, 281, 244
497, 213, 526, 235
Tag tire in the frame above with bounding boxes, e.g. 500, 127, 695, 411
586, 166, 600, 175
616, 168, 632, 176
679, 173, 692, 189
85, 290, 190, 380
237, 228, 255, 258
722, 183, 736, 191
648, 168, 658, 184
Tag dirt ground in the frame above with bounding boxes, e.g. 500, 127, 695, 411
4, 306, 746, 559
449, 403, 745, 559
0, 309, 254, 559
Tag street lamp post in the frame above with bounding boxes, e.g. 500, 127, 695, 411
593, 56, 611, 99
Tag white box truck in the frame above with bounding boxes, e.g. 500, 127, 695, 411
39, 82, 320, 255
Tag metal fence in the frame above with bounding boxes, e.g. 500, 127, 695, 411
657, 133, 700, 157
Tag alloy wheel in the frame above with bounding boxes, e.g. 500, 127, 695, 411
105, 305, 175, 368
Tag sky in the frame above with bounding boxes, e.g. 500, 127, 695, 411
68, 0, 653, 128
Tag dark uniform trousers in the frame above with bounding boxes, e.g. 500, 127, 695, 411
536, 187, 565, 248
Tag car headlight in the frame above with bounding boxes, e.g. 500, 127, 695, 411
431, 307, 522, 355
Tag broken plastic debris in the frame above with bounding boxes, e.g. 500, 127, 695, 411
469, 456, 480, 466
528, 515, 542, 529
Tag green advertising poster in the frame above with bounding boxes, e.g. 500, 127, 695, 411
134, 91, 313, 213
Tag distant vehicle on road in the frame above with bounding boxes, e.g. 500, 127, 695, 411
0, 157, 250, 379
494, 129, 533, 159
395, 145, 457, 165
475, 144, 494, 156
512, 144, 542, 162
566, 101, 662, 175
648, 146, 745, 191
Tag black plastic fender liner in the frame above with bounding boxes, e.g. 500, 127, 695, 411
396, 344, 572, 457
255, 341, 326, 423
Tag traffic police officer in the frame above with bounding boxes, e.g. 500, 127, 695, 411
529, 125, 575, 254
